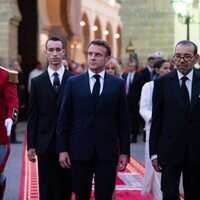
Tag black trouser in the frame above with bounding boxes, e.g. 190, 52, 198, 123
129, 113, 141, 142
71, 155, 117, 200
161, 155, 200, 200
38, 152, 72, 200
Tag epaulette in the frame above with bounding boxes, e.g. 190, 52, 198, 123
0, 66, 18, 84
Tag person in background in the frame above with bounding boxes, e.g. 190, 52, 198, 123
121, 61, 143, 143
57, 39, 130, 200
105, 57, 120, 77
9, 60, 25, 143
140, 56, 155, 84
153, 51, 165, 62
76, 63, 85, 74
27, 36, 73, 200
105, 57, 121, 200
129, 49, 139, 68
138, 56, 155, 142
61, 56, 69, 70
139, 59, 171, 200
28, 60, 45, 93
150, 40, 200, 200
0, 66, 18, 199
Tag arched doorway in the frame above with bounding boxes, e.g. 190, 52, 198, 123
105, 23, 113, 53
18, 0, 38, 78
94, 18, 102, 39
60, 0, 81, 62
17, 0, 38, 120
116, 26, 122, 60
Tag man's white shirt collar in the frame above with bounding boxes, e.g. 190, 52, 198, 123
177, 69, 193, 81
48, 65, 65, 79
88, 69, 105, 79
147, 65, 153, 73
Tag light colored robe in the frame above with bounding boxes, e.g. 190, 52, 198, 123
139, 81, 162, 200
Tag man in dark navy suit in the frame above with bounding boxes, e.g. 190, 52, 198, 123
150, 40, 200, 200
27, 36, 73, 200
139, 56, 155, 83
57, 39, 130, 200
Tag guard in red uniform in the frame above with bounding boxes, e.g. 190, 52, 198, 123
0, 66, 18, 199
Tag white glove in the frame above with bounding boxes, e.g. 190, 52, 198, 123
4, 118, 13, 137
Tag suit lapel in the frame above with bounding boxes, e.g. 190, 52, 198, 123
96, 72, 111, 111
189, 70, 200, 113
83, 72, 94, 109
84, 71, 111, 112
169, 71, 185, 113
43, 70, 56, 94
57, 69, 70, 106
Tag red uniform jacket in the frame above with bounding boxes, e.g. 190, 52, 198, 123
0, 67, 18, 144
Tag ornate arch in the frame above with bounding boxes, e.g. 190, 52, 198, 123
116, 26, 122, 60
81, 12, 90, 59
105, 23, 113, 51
94, 17, 102, 39
60, 0, 81, 39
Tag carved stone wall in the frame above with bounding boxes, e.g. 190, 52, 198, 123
120, 0, 174, 67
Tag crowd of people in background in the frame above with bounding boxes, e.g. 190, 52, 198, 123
1, 37, 200, 200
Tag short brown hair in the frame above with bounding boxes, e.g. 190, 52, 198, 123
88, 39, 111, 56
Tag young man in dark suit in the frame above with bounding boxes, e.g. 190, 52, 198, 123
150, 40, 200, 200
57, 39, 130, 200
139, 56, 155, 84
121, 61, 143, 143
27, 36, 73, 200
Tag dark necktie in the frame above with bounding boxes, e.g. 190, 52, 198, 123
126, 73, 132, 95
53, 72, 60, 93
92, 74, 100, 102
181, 76, 190, 114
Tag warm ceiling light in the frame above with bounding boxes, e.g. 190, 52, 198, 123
103, 30, 109, 35
80, 21, 86, 26
92, 25, 98, 31
114, 33, 120, 38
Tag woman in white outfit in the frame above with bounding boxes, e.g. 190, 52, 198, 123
105, 58, 120, 200
140, 59, 171, 200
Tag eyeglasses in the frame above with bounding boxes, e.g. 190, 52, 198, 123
173, 54, 196, 62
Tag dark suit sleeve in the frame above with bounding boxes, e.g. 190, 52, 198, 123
149, 79, 163, 157
117, 80, 130, 156
56, 78, 73, 153
27, 78, 38, 150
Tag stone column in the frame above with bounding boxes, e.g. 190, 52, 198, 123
0, 0, 21, 66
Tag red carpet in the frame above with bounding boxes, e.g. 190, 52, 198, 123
19, 137, 183, 200
19, 134, 39, 200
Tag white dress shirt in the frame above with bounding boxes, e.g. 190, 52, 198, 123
48, 65, 65, 86
88, 69, 105, 95
177, 69, 193, 101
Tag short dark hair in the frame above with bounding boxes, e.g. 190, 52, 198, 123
154, 59, 167, 69
175, 40, 198, 55
147, 56, 155, 61
88, 39, 111, 56
45, 36, 64, 50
